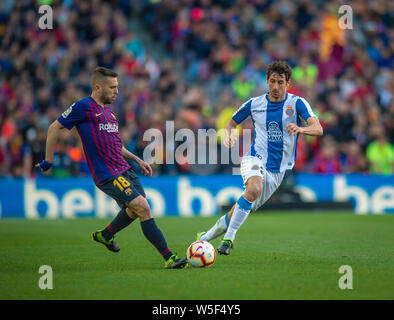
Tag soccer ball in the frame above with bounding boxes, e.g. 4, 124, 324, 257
186, 241, 216, 268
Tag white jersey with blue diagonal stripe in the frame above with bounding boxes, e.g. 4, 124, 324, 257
232, 92, 317, 173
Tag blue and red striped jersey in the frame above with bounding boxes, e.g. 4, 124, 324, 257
57, 96, 130, 184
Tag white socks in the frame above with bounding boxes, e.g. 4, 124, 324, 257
200, 213, 229, 241
201, 195, 253, 242
223, 196, 252, 242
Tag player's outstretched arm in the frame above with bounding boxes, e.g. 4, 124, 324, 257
121, 146, 152, 176
224, 119, 238, 148
35, 120, 65, 172
286, 117, 323, 137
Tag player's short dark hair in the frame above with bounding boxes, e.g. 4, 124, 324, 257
266, 61, 292, 82
91, 67, 118, 88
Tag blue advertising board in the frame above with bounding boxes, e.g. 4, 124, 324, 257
294, 174, 394, 214
0, 174, 392, 218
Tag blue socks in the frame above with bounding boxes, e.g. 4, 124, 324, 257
236, 195, 253, 211
102, 208, 135, 241
102, 211, 173, 261
140, 218, 173, 261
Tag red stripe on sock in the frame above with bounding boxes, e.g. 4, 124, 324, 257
107, 224, 115, 234
161, 248, 171, 257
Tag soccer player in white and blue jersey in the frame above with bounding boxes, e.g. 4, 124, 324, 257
197, 61, 323, 255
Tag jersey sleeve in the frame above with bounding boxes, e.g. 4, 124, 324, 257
232, 99, 253, 124
295, 97, 317, 122
57, 101, 86, 130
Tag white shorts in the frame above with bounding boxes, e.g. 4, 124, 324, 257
240, 155, 286, 212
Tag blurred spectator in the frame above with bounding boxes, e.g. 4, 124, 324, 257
292, 55, 318, 89
231, 72, 256, 101
366, 129, 394, 174
341, 140, 368, 173
51, 139, 73, 178
312, 136, 342, 174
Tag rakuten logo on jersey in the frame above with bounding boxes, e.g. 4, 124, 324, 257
99, 123, 118, 133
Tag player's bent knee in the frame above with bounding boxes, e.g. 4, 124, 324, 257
245, 177, 263, 201
246, 187, 262, 202
125, 207, 139, 220
127, 195, 152, 221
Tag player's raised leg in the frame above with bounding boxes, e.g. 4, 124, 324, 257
198, 205, 235, 242
128, 195, 188, 269
218, 176, 263, 255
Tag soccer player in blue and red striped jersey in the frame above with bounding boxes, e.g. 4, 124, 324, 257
35, 67, 187, 269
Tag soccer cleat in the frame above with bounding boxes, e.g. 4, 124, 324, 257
91, 230, 120, 253
165, 254, 189, 269
217, 239, 233, 255
196, 231, 206, 241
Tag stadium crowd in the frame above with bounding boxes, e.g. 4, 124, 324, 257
0, 0, 393, 178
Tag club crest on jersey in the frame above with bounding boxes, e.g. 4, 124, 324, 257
251, 164, 259, 170
286, 106, 294, 116
124, 188, 133, 196
267, 121, 283, 142
62, 103, 74, 118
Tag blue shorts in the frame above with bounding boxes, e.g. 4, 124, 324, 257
96, 168, 146, 209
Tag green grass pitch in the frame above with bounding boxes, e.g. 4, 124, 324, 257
1, 212, 393, 300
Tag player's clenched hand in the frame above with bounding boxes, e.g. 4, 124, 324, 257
285, 123, 304, 136
35, 160, 52, 172
34, 163, 43, 172
224, 134, 237, 148
138, 160, 153, 176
